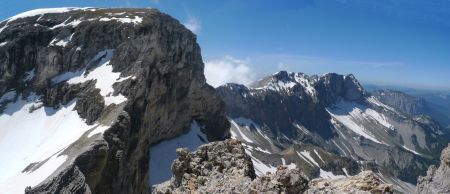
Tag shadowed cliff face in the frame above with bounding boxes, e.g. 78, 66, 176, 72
0, 8, 229, 194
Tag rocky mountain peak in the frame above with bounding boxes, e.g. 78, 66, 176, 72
248, 71, 365, 105
0, 8, 229, 193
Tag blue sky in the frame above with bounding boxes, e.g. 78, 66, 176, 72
1, 0, 449, 90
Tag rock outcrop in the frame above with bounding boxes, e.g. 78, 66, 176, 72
153, 139, 310, 194
307, 171, 392, 194
0, 8, 229, 193
416, 143, 450, 194
153, 139, 393, 194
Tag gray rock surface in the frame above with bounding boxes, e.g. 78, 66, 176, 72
0, 8, 229, 194
416, 143, 450, 194
152, 139, 309, 194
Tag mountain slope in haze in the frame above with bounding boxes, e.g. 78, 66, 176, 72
216, 71, 449, 193
0, 8, 229, 194
365, 85, 450, 131
372, 89, 450, 132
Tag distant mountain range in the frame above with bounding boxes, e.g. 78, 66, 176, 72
216, 71, 450, 193
365, 84, 450, 130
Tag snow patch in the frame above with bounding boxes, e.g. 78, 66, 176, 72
327, 102, 388, 145
298, 150, 320, 167
294, 123, 310, 134
255, 147, 271, 154
230, 120, 254, 143
246, 150, 277, 176
294, 73, 317, 97
367, 96, 401, 115
314, 149, 325, 164
51, 49, 132, 106
6, 8, 92, 22
149, 121, 207, 185
342, 168, 350, 176
281, 158, 297, 170
23, 69, 35, 82
0, 41, 7, 47
332, 140, 347, 157
296, 151, 315, 167
0, 153, 67, 194
98, 16, 143, 24
49, 33, 74, 47
401, 145, 421, 155
0, 93, 107, 193
319, 169, 346, 179
365, 109, 394, 130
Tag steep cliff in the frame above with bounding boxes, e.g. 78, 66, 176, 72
0, 8, 228, 193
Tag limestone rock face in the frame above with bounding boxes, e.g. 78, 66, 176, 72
0, 8, 229, 194
416, 143, 450, 194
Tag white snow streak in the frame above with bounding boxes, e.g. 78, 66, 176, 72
230, 120, 254, 143
342, 168, 350, 176
401, 145, 421, 155
298, 150, 320, 167
296, 151, 314, 167
319, 169, 346, 179
327, 108, 385, 144
314, 149, 325, 164
98, 16, 143, 24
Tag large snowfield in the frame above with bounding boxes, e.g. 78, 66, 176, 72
149, 121, 208, 186
0, 93, 105, 193
0, 48, 130, 193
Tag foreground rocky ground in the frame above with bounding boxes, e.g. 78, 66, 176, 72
153, 139, 393, 194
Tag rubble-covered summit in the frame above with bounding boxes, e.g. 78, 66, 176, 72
153, 139, 393, 194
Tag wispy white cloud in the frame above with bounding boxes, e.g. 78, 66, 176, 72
183, 16, 201, 35
204, 56, 256, 87
150, 0, 160, 4
277, 62, 289, 70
